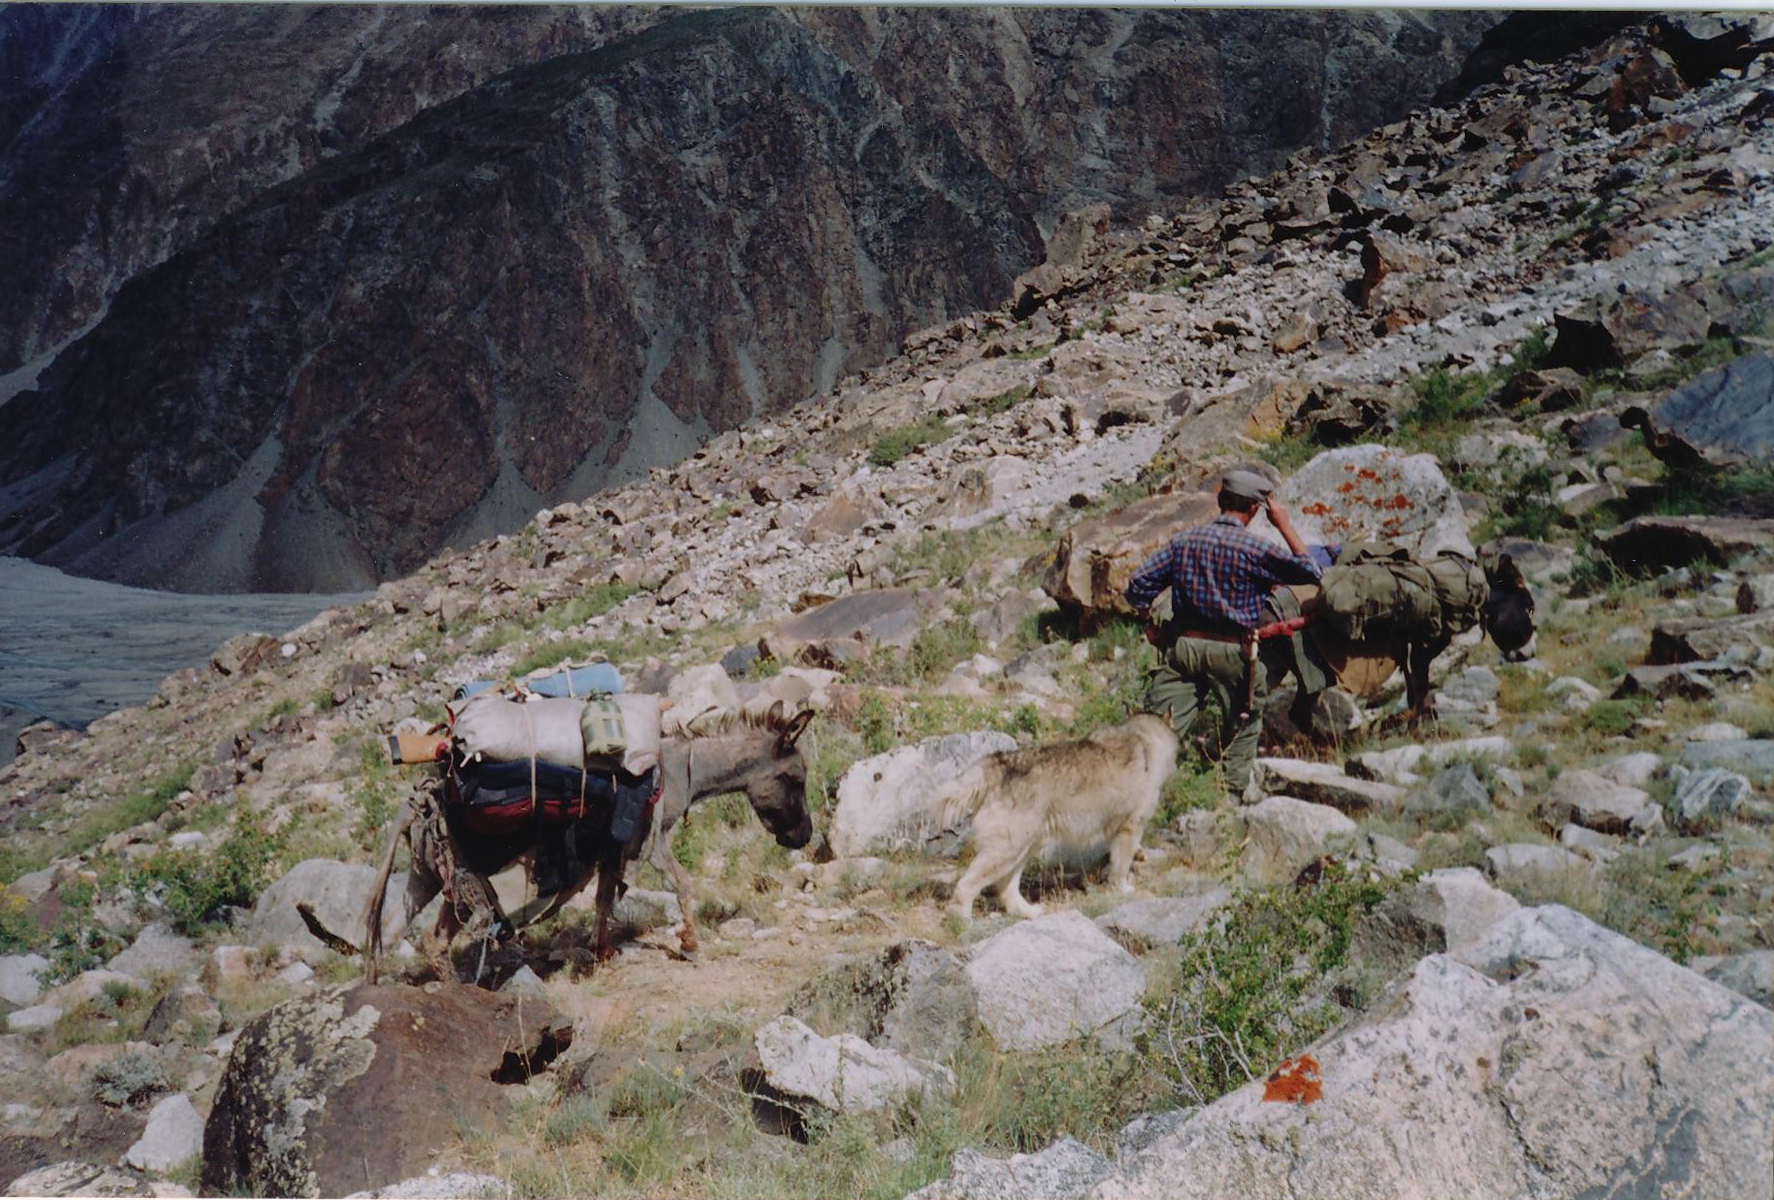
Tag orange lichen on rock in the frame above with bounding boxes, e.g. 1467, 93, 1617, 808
1262, 1054, 1324, 1104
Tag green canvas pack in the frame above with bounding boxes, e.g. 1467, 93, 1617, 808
1320, 542, 1439, 641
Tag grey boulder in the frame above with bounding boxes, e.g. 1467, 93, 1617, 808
963, 911, 1145, 1051
1088, 906, 1774, 1200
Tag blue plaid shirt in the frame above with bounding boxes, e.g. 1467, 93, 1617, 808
1124, 514, 1324, 631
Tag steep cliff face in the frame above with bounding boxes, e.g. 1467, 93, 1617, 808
0, 6, 1497, 591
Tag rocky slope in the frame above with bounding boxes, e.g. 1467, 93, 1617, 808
0, 14, 1772, 1200
0, 6, 1496, 591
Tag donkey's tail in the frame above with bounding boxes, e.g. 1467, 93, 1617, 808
360, 801, 416, 986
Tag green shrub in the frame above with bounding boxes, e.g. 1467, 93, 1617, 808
909, 619, 983, 682
510, 638, 595, 678
858, 693, 896, 755
1578, 697, 1650, 738
0, 888, 38, 953
135, 818, 281, 936
973, 384, 1030, 418
542, 583, 640, 632
1157, 860, 1401, 1105
868, 416, 952, 467
91, 1048, 170, 1109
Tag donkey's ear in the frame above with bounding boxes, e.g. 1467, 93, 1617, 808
778, 708, 815, 753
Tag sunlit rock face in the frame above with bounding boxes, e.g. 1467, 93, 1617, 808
0, 6, 1494, 591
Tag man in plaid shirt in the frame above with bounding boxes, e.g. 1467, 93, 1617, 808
1124, 470, 1323, 800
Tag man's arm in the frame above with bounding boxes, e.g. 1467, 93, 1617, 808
1256, 498, 1324, 584
1123, 542, 1177, 614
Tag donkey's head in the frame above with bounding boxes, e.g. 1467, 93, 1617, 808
743, 705, 815, 850
1483, 553, 1537, 661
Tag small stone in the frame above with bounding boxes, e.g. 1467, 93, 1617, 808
5, 1004, 62, 1033
125, 1093, 204, 1172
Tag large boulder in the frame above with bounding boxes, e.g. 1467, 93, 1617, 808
769, 589, 937, 649
828, 732, 1015, 858
107, 923, 198, 982
1263, 444, 1472, 559
1544, 290, 1714, 373
1600, 516, 1774, 569
1649, 611, 1774, 664
1240, 797, 1358, 884
1043, 491, 1217, 619
202, 983, 572, 1198
1089, 906, 1774, 1200
963, 911, 1146, 1051
749, 1016, 954, 1117
246, 860, 413, 959
1622, 353, 1774, 468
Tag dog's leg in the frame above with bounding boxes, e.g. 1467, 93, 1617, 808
948, 855, 992, 922
999, 860, 1043, 920
1107, 823, 1140, 894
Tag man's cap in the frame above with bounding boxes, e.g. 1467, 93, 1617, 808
1219, 469, 1274, 503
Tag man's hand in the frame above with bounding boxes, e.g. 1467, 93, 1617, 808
1265, 496, 1309, 556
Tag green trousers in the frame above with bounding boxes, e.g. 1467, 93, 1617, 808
1144, 634, 1283, 794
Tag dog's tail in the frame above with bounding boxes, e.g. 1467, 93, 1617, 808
934, 761, 992, 830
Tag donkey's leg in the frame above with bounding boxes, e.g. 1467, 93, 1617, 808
649, 837, 700, 954
592, 848, 625, 963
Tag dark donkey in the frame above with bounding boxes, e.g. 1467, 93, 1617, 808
1281, 552, 1537, 734
359, 703, 813, 983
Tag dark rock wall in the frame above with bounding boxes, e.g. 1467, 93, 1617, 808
0, 6, 1497, 591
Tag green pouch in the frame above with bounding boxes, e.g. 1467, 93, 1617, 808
579, 695, 627, 762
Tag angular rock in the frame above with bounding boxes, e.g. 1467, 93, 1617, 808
1255, 759, 1406, 816
1680, 739, 1774, 785
1346, 736, 1510, 785
202, 983, 571, 1198
1649, 611, 1774, 664
1090, 906, 1774, 1200
908, 1137, 1113, 1200
1406, 763, 1490, 819
247, 860, 412, 960
1672, 768, 1753, 833
786, 940, 979, 1064
770, 589, 934, 649
1043, 491, 1218, 619
108, 923, 198, 982
1597, 751, 1664, 789
1240, 796, 1358, 884
1622, 354, 1774, 468
962, 911, 1145, 1051
829, 732, 1016, 858
1094, 890, 1231, 952
1396, 868, 1521, 957
1484, 843, 1592, 888
1544, 769, 1664, 836
4, 1004, 62, 1033
1614, 661, 1749, 701
751, 1015, 954, 1116
4, 1162, 144, 1197
1546, 290, 1712, 373
344, 1172, 512, 1199
210, 633, 280, 678
0, 954, 50, 1008
126, 1093, 204, 1172
1690, 950, 1773, 1010
1601, 516, 1774, 569
142, 987, 224, 1048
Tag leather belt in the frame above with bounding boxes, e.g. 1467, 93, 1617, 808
1177, 628, 1247, 644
